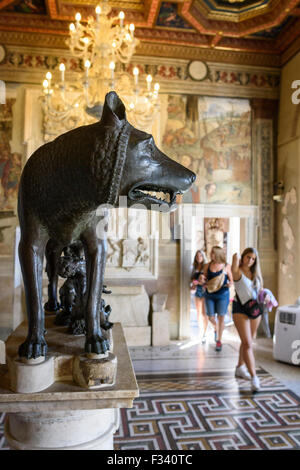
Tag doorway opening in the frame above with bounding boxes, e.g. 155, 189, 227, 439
179, 204, 258, 341
190, 216, 244, 340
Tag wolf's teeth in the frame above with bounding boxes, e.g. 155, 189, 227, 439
139, 189, 171, 203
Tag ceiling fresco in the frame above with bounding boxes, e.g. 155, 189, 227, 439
0, 0, 300, 65
3, 0, 47, 15
156, 2, 193, 29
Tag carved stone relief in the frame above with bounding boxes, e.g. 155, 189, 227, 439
122, 238, 149, 269
104, 208, 158, 280
106, 238, 121, 267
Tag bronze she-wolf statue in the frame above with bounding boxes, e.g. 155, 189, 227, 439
17, 91, 196, 359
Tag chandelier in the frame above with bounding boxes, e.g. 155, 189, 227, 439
41, 0, 160, 141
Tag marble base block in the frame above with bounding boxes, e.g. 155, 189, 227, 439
5, 408, 120, 450
123, 326, 151, 346
8, 355, 55, 393
0, 322, 139, 450
103, 285, 152, 346
103, 285, 150, 327
152, 310, 170, 346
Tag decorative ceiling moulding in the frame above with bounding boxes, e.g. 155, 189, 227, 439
276, 17, 300, 53
0, 14, 67, 30
1, 2, 300, 59
182, 0, 299, 37
281, 33, 300, 65
0, 44, 280, 99
57, 5, 144, 23
0, 31, 67, 48
59, 0, 142, 7
135, 29, 283, 55
218, 36, 279, 53
138, 42, 281, 67
47, 0, 59, 18
0, 30, 282, 67
135, 28, 210, 47
50, 0, 150, 25
193, 0, 279, 22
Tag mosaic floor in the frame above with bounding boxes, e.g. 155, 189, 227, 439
0, 412, 7, 450
0, 316, 299, 451
114, 370, 300, 450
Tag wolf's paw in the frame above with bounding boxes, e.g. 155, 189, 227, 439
84, 334, 110, 355
44, 299, 60, 312
18, 335, 47, 359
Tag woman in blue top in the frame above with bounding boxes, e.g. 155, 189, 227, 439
191, 250, 208, 343
199, 246, 233, 352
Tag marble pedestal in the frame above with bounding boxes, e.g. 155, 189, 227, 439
152, 294, 170, 346
0, 320, 139, 450
103, 285, 151, 346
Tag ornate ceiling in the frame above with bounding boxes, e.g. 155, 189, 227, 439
1, 0, 300, 66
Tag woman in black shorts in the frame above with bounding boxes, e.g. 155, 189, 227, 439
232, 248, 263, 392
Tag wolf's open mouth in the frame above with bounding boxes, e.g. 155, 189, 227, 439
129, 184, 180, 207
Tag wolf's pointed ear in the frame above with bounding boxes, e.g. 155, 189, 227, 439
100, 91, 127, 127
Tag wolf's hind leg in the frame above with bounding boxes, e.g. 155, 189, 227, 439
81, 224, 109, 355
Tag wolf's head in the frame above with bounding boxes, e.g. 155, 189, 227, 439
100, 92, 196, 210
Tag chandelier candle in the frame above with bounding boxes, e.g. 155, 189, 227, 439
40, 0, 160, 140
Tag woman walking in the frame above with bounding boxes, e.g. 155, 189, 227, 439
232, 248, 263, 392
200, 246, 233, 352
191, 250, 208, 343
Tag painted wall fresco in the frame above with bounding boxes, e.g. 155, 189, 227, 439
0, 99, 22, 212
161, 95, 252, 204
0, 99, 21, 254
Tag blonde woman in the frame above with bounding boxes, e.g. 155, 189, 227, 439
191, 250, 208, 343
199, 246, 233, 351
232, 248, 263, 392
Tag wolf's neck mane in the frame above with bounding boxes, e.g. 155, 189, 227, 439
92, 122, 131, 206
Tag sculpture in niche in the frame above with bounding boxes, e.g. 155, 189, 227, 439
106, 235, 150, 270
122, 238, 149, 269
136, 237, 149, 265
17, 91, 196, 359
106, 238, 121, 266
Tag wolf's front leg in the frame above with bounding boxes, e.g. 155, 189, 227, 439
81, 225, 109, 355
18, 224, 48, 359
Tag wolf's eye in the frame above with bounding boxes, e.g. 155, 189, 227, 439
147, 145, 154, 156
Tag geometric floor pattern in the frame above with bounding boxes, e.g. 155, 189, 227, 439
0, 413, 8, 451
0, 369, 300, 450
114, 370, 300, 450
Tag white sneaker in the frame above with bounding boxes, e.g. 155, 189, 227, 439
201, 335, 206, 344
251, 375, 261, 392
235, 364, 251, 380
